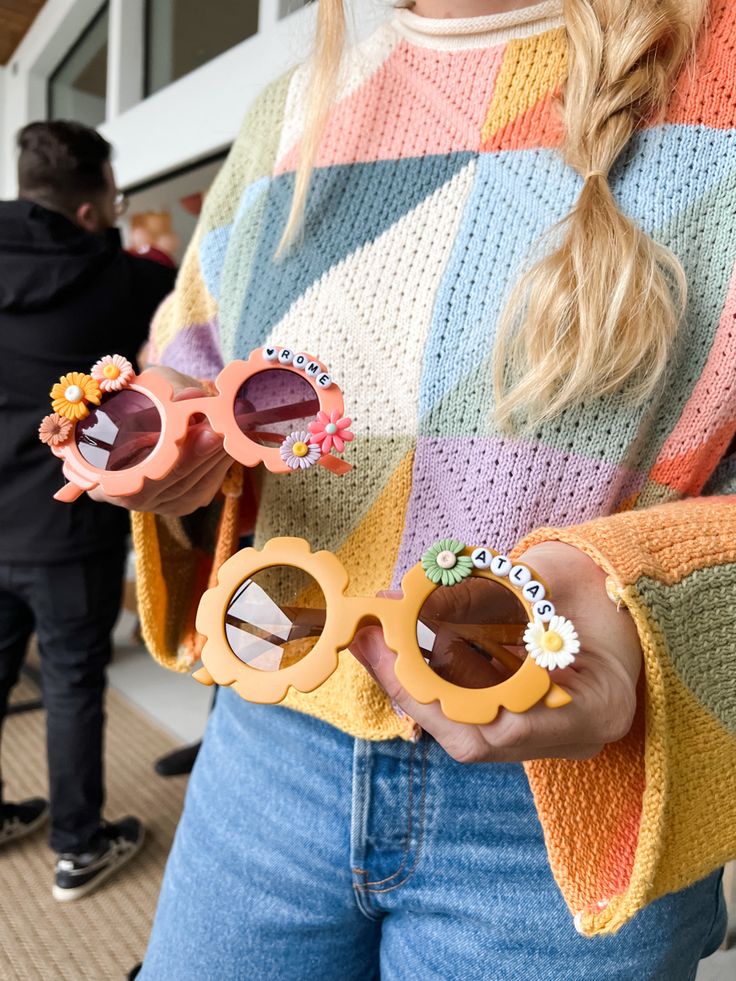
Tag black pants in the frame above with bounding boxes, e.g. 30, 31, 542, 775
0, 545, 126, 853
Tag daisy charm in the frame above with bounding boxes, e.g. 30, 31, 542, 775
523, 615, 580, 671
421, 539, 474, 586
91, 354, 135, 392
280, 431, 322, 470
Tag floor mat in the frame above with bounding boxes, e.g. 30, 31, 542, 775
0, 673, 188, 980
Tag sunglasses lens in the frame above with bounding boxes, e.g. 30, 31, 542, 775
234, 370, 320, 446
75, 390, 162, 471
225, 566, 326, 671
417, 577, 527, 689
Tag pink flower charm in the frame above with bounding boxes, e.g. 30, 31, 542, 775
308, 409, 354, 454
91, 354, 134, 392
39, 413, 73, 446
280, 431, 322, 470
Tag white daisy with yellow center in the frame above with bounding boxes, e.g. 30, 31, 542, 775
523, 615, 579, 671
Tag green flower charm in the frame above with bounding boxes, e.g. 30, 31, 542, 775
421, 539, 474, 586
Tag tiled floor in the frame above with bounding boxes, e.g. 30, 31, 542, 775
108, 613, 736, 979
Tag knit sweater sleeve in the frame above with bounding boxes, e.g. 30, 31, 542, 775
513, 452, 736, 936
131, 72, 293, 672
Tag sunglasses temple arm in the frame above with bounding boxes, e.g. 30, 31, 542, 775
318, 455, 352, 475
235, 398, 321, 427
54, 480, 86, 502
224, 608, 327, 648
481, 637, 525, 674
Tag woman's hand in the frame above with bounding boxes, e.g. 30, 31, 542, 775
88, 366, 231, 517
349, 542, 642, 763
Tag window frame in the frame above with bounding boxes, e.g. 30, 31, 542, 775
47, 2, 110, 123
142, 0, 260, 99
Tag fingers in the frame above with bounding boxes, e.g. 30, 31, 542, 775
152, 454, 233, 516
351, 626, 486, 750
148, 365, 208, 399
108, 431, 228, 515
349, 624, 624, 764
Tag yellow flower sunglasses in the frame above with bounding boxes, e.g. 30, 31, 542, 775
193, 537, 579, 725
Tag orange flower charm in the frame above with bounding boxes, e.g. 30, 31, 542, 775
50, 372, 101, 421
38, 413, 73, 446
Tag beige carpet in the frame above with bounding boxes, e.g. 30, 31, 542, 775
0, 674, 188, 981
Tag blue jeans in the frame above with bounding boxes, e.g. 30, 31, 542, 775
141, 690, 726, 980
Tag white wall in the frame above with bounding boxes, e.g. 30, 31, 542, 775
1, 0, 389, 198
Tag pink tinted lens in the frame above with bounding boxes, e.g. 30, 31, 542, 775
416, 578, 527, 689
234, 370, 320, 447
225, 566, 326, 671
75, 390, 162, 471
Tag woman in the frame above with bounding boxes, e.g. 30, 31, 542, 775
117, 0, 734, 976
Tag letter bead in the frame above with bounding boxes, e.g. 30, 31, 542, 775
278, 349, 293, 364
532, 600, 556, 622
305, 361, 321, 376
471, 547, 492, 569
316, 373, 332, 389
510, 564, 532, 586
293, 353, 309, 370
522, 580, 546, 602
490, 555, 511, 577
262, 347, 279, 361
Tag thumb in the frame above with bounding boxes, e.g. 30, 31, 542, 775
349, 626, 456, 737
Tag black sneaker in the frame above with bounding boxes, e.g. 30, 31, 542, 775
154, 741, 201, 777
0, 798, 49, 847
52, 816, 144, 902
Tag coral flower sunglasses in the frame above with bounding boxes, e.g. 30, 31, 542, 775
39, 346, 353, 502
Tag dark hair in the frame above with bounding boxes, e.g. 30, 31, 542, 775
17, 120, 112, 213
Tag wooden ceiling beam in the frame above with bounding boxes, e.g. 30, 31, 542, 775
0, 1, 47, 66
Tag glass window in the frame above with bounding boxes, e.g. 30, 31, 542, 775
145, 0, 259, 97
48, 5, 109, 128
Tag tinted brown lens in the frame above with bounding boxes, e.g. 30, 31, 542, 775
416, 577, 527, 689
234, 370, 320, 447
225, 566, 326, 671
75, 390, 162, 471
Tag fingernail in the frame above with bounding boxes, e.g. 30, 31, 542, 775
193, 431, 220, 456
361, 645, 382, 669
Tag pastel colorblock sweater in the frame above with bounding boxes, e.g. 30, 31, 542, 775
133, 0, 736, 938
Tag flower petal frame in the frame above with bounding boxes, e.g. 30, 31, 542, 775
194, 538, 351, 704
194, 538, 572, 725
49, 347, 351, 502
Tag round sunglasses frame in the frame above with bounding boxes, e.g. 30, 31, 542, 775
194, 537, 572, 725
50, 348, 349, 502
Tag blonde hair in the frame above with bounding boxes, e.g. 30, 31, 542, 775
278, 0, 346, 251
281, 0, 709, 426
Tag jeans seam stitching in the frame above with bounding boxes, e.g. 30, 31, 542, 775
354, 740, 417, 891
360, 736, 429, 895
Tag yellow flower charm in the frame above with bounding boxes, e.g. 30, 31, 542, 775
50, 372, 101, 421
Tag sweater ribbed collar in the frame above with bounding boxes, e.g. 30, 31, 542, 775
393, 1, 563, 50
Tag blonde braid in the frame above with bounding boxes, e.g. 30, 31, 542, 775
280, 0, 708, 426
493, 0, 708, 427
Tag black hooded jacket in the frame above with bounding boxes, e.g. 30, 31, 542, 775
0, 199, 176, 563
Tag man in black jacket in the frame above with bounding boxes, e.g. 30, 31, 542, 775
0, 121, 175, 900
